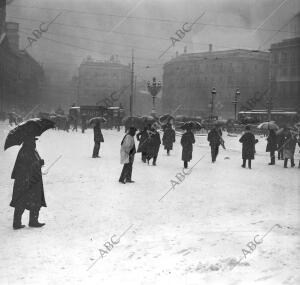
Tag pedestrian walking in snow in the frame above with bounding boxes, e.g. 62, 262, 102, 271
162, 123, 176, 156
277, 132, 285, 160
92, 122, 104, 158
181, 127, 195, 169
239, 125, 258, 169
10, 137, 47, 229
146, 125, 161, 166
81, 114, 87, 133
207, 126, 223, 163
119, 127, 136, 183
266, 129, 277, 165
136, 126, 149, 163
72, 116, 78, 132
282, 130, 297, 168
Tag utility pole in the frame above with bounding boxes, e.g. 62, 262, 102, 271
134, 74, 137, 115
130, 49, 134, 117
267, 56, 272, 121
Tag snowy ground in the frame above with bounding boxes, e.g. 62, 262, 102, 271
0, 122, 299, 285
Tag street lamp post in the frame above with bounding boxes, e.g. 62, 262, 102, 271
147, 77, 162, 116
232, 88, 240, 121
210, 87, 216, 120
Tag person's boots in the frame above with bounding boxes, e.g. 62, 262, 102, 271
248, 160, 252, 169
269, 156, 275, 165
284, 158, 288, 168
13, 208, 25, 230
184, 161, 188, 169
167, 150, 170, 156
241, 159, 246, 168
291, 159, 295, 167
29, 209, 45, 228
153, 157, 157, 166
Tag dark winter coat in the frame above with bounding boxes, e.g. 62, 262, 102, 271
276, 133, 285, 149
136, 129, 149, 153
147, 130, 161, 158
283, 133, 297, 159
181, 131, 195, 162
266, 130, 277, 152
162, 127, 175, 150
207, 129, 222, 147
94, 125, 104, 142
10, 145, 46, 210
239, 131, 258, 160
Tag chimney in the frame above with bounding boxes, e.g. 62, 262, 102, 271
209, 44, 213, 52
5, 22, 19, 52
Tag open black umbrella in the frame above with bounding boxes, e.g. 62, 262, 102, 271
89, 117, 107, 125
180, 121, 202, 130
122, 116, 143, 129
4, 118, 55, 150
159, 114, 174, 124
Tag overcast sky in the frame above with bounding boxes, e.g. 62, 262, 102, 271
5, 0, 300, 82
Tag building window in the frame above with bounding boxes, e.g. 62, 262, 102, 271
272, 53, 279, 64
280, 68, 287, 76
281, 52, 288, 64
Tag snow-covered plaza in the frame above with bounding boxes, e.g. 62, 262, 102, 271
0, 122, 299, 285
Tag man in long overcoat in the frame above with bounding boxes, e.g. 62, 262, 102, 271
207, 127, 222, 163
10, 136, 46, 229
181, 128, 195, 168
266, 129, 277, 165
119, 127, 136, 183
283, 130, 297, 168
136, 126, 149, 163
92, 122, 104, 158
239, 125, 258, 169
146, 126, 161, 166
162, 123, 176, 155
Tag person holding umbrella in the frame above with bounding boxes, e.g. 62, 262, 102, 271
181, 124, 195, 169
5, 118, 54, 229
239, 125, 258, 169
162, 123, 176, 156
266, 129, 277, 165
146, 123, 161, 166
119, 127, 137, 183
207, 126, 223, 163
136, 125, 149, 163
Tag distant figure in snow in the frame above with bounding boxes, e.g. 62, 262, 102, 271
207, 126, 223, 163
162, 123, 176, 156
10, 136, 46, 230
239, 125, 258, 169
276, 132, 285, 160
282, 129, 297, 168
266, 129, 277, 165
181, 127, 195, 169
81, 114, 87, 133
146, 124, 161, 166
119, 127, 136, 184
136, 126, 149, 163
92, 122, 104, 158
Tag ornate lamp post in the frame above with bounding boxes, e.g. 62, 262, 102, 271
147, 77, 162, 116
210, 87, 216, 120
232, 88, 240, 120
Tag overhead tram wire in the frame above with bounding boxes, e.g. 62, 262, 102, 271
8, 3, 298, 34
17, 30, 160, 62
11, 15, 261, 52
